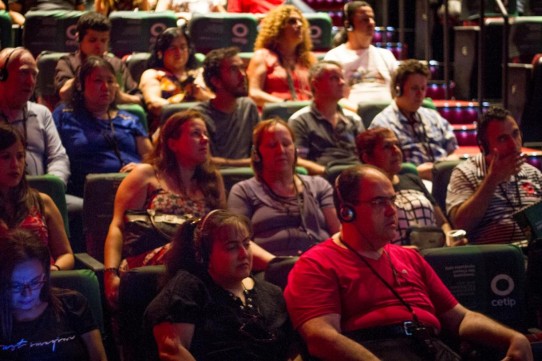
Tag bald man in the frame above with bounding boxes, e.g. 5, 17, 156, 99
0, 47, 70, 186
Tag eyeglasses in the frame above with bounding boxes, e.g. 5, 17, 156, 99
9, 274, 46, 294
357, 195, 397, 209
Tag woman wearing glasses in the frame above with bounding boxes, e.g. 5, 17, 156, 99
356, 127, 466, 247
0, 124, 74, 271
144, 210, 292, 361
0, 228, 106, 360
247, 5, 316, 107
53, 56, 152, 198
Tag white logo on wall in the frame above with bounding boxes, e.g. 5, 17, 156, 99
65, 24, 78, 48
490, 274, 516, 307
151, 23, 167, 37
231, 23, 248, 46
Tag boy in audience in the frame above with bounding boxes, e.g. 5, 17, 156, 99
55, 11, 142, 105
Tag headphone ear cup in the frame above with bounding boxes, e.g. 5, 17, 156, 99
395, 85, 402, 97
0, 68, 7, 82
339, 205, 356, 223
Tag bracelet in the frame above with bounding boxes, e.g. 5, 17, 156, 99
104, 268, 119, 276
52, 264, 61, 271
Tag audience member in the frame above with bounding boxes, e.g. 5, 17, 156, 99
288, 60, 363, 176
228, 119, 340, 256
140, 26, 212, 128
103, 109, 226, 309
447, 106, 542, 244
246, 5, 316, 107
357, 127, 466, 247
194, 47, 259, 167
370, 59, 458, 180
155, 0, 224, 13
144, 209, 292, 361
0, 229, 107, 360
0, 124, 74, 270
324, 1, 397, 106
227, 0, 313, 13
285, 164, 533, 361
0, 47, 70, 188
8, 0, 85, 25
55, 12, 142, 106
53, 56, 152, 198
94, 0, 149, 16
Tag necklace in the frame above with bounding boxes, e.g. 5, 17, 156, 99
227, 281, 254, 311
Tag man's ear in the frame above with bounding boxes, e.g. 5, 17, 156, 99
210, 76, 222, 91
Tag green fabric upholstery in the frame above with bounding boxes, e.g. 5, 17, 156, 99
83, 173, 127, 262
23, 11, 83, 57
0, 10, 12, 48
118, 265, 165, 361
422, 244, 527, 331
304, 12, 332, 52
109, 11, 177, 57
188, 13, 258, 54
50, 269, 104, 334
160, 102, 199, 124
27, 174, 69, 236
261, 100, 312, 122
431, 159, 461, 211
118, 103, 148, 132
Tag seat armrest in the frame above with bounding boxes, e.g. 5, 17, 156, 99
75, 252, 104, 273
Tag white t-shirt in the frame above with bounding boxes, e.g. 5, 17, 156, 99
324, 44, 398, 105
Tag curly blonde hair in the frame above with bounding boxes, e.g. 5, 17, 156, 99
254, 5, 315, 68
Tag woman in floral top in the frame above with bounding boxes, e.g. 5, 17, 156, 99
103, 109, 226, 309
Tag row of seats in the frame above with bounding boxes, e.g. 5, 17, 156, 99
0, 9, 412, 59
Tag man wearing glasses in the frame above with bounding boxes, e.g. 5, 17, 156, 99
284, 165, 532, 361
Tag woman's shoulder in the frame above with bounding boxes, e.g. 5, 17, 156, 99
299, 174, 332, 191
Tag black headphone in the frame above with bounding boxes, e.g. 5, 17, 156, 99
393, 72, 404, 97
0, 48, 23, 82
344, 3, 354, 31
334, 173, 356, 223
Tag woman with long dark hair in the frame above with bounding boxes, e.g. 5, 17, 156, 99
103, 109, 226, 309
0, 123, 74, 271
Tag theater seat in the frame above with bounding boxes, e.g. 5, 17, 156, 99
0, 10, 12, 48
304, 12, 332, 52
261, 100, 311, 122
83, 173, 127, 262
188, 13, 258, 54
431, 159, 461, 212
109, 11, 177, 58
118, 265, 165, 361
51, 269, 105, 334
422, 244, 527, 331
453, 123, 478, 146
35, 51, 69, 111
23, 10, 83, 57
27, 174, 69, 236
433, 100, 486, 125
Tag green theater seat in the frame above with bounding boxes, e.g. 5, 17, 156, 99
23, 10, 83, 57
188, 13, 258, 54
109, 11, 177, 57
0, 10, 12, 49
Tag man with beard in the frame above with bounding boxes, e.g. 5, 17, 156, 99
194, 47, 259, 167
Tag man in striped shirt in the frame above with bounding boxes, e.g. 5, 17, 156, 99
447, 106, 542, 244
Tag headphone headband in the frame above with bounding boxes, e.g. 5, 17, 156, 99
0, 47, 24, 82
